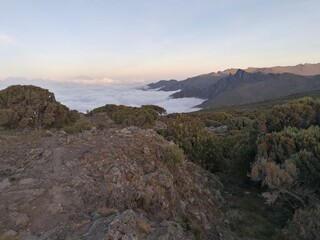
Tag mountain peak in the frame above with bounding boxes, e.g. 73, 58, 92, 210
235, 69, 247, 78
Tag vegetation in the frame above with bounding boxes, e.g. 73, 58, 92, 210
156, 96, 320, 238
158, 114, 224, 171
97, 207, 118, 217
0, 85, 79, 131
89, 104, 166, 127
283, 204, 320, 240
161, 144, 184, 166
64, 119, 94, 134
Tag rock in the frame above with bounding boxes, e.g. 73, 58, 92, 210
16, 213, 30, 227
0, 127, 235, 240
1, 230, 18, 238
9, 212, 30, 228
0, 178, 11, 190
19, 178, 35, 185
47, 203, 63, 215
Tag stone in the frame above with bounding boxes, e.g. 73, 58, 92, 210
1, 230, 17, 238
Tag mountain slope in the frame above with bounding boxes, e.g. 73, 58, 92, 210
147, 63, 320, 93
200, 72, 320, 108
147, 63, 320, 109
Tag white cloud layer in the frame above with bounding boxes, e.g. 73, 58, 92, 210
0, 78, 204, 113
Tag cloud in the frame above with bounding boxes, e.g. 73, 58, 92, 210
0, 34, 15, 45
67, 76, 121, 85
0, 78, 204, 113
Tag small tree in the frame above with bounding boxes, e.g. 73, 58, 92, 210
250, 158, 306, 208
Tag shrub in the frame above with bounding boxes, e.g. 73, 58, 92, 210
0, 85, 79, 130
283, 204, 320, 240
159, 114, 224, 171
64, 120, 93, 134
89, 104, 166, 127
161, 144, 184, 166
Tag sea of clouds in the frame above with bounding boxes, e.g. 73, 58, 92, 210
0, 78, 205, 113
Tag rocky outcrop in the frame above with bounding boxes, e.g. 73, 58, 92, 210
0, 127, 234, 239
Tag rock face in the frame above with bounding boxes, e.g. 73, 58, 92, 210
0, 127, 234, 239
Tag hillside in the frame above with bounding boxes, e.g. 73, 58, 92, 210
200, 71, 320, 108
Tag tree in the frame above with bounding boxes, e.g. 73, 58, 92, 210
250, 158, 306, 208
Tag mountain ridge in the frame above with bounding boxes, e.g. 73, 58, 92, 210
147, 63, 320, 108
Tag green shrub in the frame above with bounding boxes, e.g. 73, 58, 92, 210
89, 104, 165, 127
64, 120, 93, 134
158, 114, 224, 172
161, 144, 184, 166
283, 204, 320, 240
0, 85, 79, 130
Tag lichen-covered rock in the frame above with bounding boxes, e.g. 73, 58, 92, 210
0, 127, 234, 239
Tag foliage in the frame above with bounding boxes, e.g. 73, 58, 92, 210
265, 97, 320, 132
0, 85, 79, 130
89, 104, 166, 127
161, 144, 184, 166
283, 204, 320, 240
64, 120, 94, 134
158, 114, 224, 172
223, 131, 257, 181
257, 126, 320, 163
290, 150, 320, 187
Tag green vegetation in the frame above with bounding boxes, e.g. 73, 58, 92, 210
158, 114, 224, 171
0, 85, 79, 131
161, 144, 184, 166
89, 104, 166, 127
283, 204, 320, 240
156, 96, 320, 238
64, 119, 94, 134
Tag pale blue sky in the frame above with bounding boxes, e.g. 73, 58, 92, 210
1, 0, 320, 82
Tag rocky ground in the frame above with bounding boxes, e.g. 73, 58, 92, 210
0, 125, 234, 239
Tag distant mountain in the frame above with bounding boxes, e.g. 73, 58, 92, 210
200, 70, 320, 108
147, 72, 228, 92
147, 63, 320, 109
214, 63, 320, 76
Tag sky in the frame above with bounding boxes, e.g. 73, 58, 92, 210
1, 0, 320, 82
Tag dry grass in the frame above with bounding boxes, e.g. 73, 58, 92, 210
97, 207, 118, 217
74, 220, 90, 229
137, 220, 153, 234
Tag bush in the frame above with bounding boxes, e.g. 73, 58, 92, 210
0, 85, 79, 130
158, 114, 224, 172
283, 204, 320, 240
64, 120, 94, 134
89, 104, 166, 127
161, 144, 184, 166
